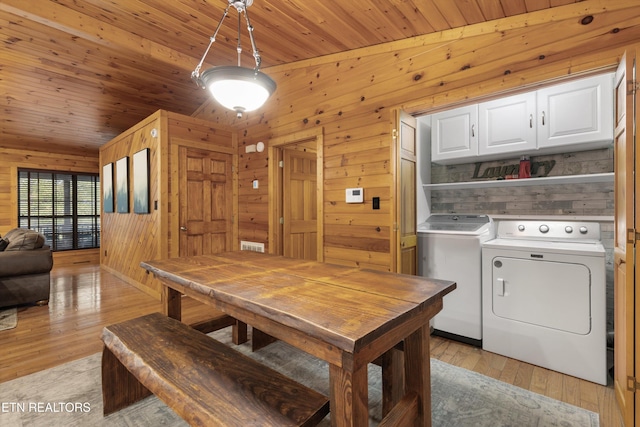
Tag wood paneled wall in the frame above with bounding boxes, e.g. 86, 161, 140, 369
99, 110, 236, 297
0, 147, 99, 265
100, 112, 161, 296
194, 0, 640, 272
165, 114, 238, 259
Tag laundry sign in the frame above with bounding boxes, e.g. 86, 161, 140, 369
471, 160, 556, 179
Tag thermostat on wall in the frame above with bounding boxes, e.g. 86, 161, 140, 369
346, 188, 363, 203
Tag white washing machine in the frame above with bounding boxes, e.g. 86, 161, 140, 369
418, 214, 495, 346
482, 220, 606, 385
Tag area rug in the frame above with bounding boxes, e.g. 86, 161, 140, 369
0, 307, 17, 331
0, 327, 599, 427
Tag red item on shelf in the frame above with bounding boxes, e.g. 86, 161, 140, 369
519, 156, 531, 178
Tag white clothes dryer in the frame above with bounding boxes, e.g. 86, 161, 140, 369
418, 214, 495, 346
482, 220, 606, 385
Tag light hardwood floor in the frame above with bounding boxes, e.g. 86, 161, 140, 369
0, 263, 624, 427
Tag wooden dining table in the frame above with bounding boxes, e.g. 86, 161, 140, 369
140, 251, 456, 427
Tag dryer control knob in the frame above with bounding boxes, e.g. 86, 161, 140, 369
518, 225, 525, 232
579, 226, 588, 234
565, 226, 573, 233
539, 224, 549, 233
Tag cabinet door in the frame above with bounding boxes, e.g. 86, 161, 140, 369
431, 105, 478, 164
537, 73, 614, 149
478, 91, 537, 157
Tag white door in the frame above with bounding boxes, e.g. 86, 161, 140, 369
478, 91, 537, 156
431, 105, 478, 164
491, 257, 591, 334
537, 73, 614, 149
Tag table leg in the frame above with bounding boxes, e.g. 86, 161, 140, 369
251, 327, 277, 350
404, 324, 431, 427
233, 321, 248, 345
329, 363, 368, 427
381, 346, 405, 416
162, 286, 182, 320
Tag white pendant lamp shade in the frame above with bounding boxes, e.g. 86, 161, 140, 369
201, 66, 276, 116
191, 0, 276, 118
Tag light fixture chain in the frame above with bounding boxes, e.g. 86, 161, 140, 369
192, 4, 232, 83
242, 5, 262, 72
236, 11, 242, 67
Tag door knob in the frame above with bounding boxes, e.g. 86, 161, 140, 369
180, 226, 187, 231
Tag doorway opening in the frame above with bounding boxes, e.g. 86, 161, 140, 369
268, 129, 324, 261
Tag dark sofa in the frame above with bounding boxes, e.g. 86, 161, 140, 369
0, 228, 53, 308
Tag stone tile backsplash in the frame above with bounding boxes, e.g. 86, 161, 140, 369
430, 147, 613, 216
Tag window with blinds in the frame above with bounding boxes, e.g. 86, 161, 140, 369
18, 169, 100, 251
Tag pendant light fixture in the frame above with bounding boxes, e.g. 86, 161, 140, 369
191, 0, 276, 118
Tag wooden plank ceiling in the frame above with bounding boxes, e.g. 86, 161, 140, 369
0, 0, 580, 154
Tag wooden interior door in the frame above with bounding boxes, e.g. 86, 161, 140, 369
613, 49, 637, 426
283, 147, 317, 260
178, 146, 233, 256
394, 110, 417, 274
268, 129, 323, 261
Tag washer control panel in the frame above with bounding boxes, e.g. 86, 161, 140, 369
497, 220, 600, 242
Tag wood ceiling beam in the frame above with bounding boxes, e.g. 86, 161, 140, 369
0, 0, 197, 72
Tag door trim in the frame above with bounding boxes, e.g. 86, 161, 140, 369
268, 128, 324, 261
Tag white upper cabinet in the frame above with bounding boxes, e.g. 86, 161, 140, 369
479, 91, 537, 156
536, 73, 614, 150
431, 105, 478, 163
428, 72, 614, 165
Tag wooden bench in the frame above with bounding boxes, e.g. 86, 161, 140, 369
101, 312, 330, 427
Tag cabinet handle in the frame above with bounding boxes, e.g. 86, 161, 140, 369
471, 124, 475, 137
542, 111, 545, 126
529, 114, 533, 128
180, 226, 187, 231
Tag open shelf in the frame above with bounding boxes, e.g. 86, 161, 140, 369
424, 172, 613, 190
